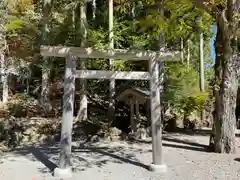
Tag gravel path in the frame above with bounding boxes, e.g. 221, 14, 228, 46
1, 131, 240, 180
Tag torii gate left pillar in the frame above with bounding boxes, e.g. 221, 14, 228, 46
54, 54, 76, 178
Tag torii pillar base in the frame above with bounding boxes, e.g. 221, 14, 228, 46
149, 163, 167, 173
54, 168, 72, 179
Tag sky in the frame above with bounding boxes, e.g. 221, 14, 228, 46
208, 24, 217, 67
210, 25, 217, 59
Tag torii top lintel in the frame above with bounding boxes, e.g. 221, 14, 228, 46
40, 45, 179, 61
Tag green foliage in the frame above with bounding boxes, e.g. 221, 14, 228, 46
0, 0, 216, 122
180, 92, 209, 116
165, 1, 213, 40
164, 63, 210, 116
5, 17, 23, 32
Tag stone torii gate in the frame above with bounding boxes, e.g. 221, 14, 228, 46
40, 45, 178, 178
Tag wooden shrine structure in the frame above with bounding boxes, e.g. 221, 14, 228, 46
116, 87, 151, 134
40, 45, 179, 178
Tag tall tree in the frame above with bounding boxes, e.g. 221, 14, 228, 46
180, 37, 184, 61
77, 1, 88, 121
191, 0, 240, 153
187, 39, 190, 69
199, 28, 205, 122
108, 0, 115, 123
0, 0, 10, 103
41, 0, 52, 112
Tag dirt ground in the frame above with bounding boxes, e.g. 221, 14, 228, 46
1, 129, 240, 180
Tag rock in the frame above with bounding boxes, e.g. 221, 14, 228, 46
110, 136, 120, 141
109, 127, 122, 137
23, 128, 37, 135
29, 133, 39, 143
188, 112, 200, 122
90, 135, 100, 143
194, 120, 202, 129
120, 133, 128, 140
39, 134, 48, 142
135, 128, 147, 140
203, 114, 213, 128
103, 127, 122, 141
21, 135, 29, 143
164, 108, 175, 121
132, 127, 151, 140
164, 108, 184, 128
0, 143, 8, 153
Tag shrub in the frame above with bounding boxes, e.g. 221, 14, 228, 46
179, 92, 209, 116
7, 93, 41, 117
164, 63, 211, 122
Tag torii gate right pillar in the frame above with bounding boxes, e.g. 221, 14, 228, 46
148, 52, 167, 173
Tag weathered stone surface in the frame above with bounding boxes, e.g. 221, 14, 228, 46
109, 127, 122, 137
23, 128, 37, 135
188, 112, 200, 122
134, 127, 151, 140
90, 135, 100, 143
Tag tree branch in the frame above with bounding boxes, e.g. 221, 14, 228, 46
189, 0, 218, 16
190, 0, 210, 13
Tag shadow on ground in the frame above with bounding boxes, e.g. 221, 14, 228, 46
9, 142, 150, 175
166, 128, 212, 136
6, 130, 214, 176
132, 133, 210, 153
234, 158, 240, 162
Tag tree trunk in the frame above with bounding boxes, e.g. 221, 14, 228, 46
108, 0, 116, 123
41, 0, 52, 112
0, 53, 8, 103
41, 66, 51, 112
77, 2, 88, 121
180, 37, 184, 62
187, 39, 190, 70
212, 16, 238, 153
0, 7, 8, 103
209, 110, 216, 150
199, 33, 205, 92
92, 0, 96, 20
199, 33, 205, 122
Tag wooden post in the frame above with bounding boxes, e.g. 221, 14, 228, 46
149, 53, 167, 173
129, 97, 135, 132
135, 100, 140, 128
108, 0, 116, 122
54, 54, 76, 178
